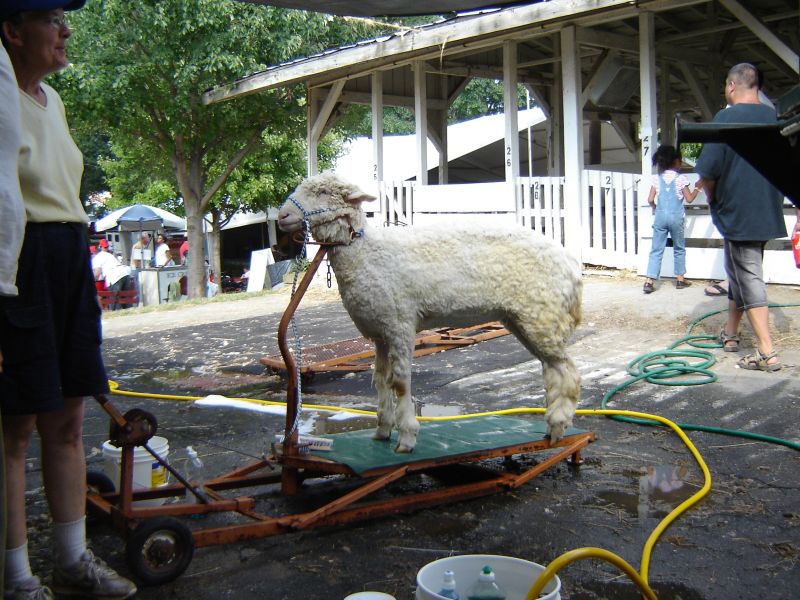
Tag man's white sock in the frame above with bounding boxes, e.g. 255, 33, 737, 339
53, 516, 88, 568
5, 542, 35, 590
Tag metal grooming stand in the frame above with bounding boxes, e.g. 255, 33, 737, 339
88, 246, 595, 585
260, 322, 509, 378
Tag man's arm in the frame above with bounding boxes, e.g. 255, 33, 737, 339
696, 177, 716, 203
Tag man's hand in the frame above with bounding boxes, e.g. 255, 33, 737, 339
696, 177, 716, 203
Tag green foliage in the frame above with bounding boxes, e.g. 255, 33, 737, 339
449, 78, 530, 123
57, 0, 376, 213
680, 142, 702, 161
51, 0, 382, 296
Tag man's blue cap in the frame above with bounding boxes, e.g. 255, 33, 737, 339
0, 0, 87, 20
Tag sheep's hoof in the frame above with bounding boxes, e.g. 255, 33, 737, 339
546, 422, 568, 443
372, 430, 391, 441
394, 443, 414, 453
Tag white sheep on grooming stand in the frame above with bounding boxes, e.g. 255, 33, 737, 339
278, 173, 582, 453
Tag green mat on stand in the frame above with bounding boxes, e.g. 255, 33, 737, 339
309, 415, 587, 475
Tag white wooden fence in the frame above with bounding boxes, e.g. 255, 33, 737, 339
372, 174, 799, 285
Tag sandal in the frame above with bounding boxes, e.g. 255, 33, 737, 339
737, 349, 782, 372
704, 283, 728, 297
718, 329, 740, 352
676, 279, 691, 289
643, 281, 654, 294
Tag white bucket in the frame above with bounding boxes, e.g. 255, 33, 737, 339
344, 594, 396, 600
101, 436, 170, 506
416, 554, 561, 600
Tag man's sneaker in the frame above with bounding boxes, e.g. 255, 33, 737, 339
51, 551, 137, 600
4, 576, 54, 600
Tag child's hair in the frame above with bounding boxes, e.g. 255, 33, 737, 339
652, 145, 682, 174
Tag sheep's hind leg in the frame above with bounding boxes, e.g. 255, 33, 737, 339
371, 340, 394, 441
541, 355, 580, 442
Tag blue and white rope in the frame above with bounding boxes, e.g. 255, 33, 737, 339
285, 196, 337, 438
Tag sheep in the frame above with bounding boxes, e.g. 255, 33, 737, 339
278, 172, 582, 453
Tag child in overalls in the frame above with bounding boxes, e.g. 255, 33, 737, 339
643, 145, 701, 294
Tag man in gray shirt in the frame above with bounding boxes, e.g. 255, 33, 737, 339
696, 63, 800, 371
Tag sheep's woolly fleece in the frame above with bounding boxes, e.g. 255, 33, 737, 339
280, 173, 583, 450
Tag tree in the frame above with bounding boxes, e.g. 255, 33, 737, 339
59, 0, 374, 297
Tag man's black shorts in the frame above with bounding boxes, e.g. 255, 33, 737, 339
0, 222, 109, 416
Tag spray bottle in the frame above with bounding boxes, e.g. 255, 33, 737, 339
438, 569, 459, 599
465, 565, 506, 600
184, 446, 207, 504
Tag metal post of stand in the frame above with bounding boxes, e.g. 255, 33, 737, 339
276, 246, 329, 495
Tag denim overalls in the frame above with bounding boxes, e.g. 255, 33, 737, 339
646, 172, 686, 279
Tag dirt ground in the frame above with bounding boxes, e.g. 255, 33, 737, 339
23, 271, 800, 599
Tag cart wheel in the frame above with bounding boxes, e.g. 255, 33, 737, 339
87, 470, 115, 494
126, 517, 194, 585
86, 470, 116, 526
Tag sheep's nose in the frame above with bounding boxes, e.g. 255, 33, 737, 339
277, 205, 300, 231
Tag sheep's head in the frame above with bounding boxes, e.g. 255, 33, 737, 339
278, 173, 376, 244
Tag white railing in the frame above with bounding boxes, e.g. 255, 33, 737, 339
581, 170, 641, 270
518, 176, 565, 245
374, 176, 799, 285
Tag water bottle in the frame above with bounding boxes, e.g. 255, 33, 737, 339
438, 569, 459, 599
465, 565, 506, 600
184, 446, 206, 503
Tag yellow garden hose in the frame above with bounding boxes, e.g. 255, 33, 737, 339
106, 382, 705, 600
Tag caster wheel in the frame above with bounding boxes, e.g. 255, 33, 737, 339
86, 470, 115, 526
87, 470, 115, 494
126, 517, 194, 585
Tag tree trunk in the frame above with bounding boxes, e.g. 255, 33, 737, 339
207, 209, 223, 285
184, 202, 206, 300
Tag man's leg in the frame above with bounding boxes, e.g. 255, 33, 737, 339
3, 414, 38, 592
37, 399, 87, 530
724, 299, 744, 339
745, 305, 778, 364
40, 399, 137, 599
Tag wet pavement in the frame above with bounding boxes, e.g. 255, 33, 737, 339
23, 272, 800, 599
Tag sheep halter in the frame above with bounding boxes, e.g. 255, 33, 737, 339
287, 195, 364, 245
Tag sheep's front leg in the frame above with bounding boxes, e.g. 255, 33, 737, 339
371, 340, 394, 441
389, 336, 419, 453
542, 355, 580, 442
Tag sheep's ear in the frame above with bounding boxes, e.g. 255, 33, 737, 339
345, 190, 377, 205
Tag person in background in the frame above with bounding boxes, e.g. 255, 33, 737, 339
696, 63, 800, 370
0, 37, 28, 596
153, 233, 169, 267
89, 240, 111, 292
179, 238, 188, 265
642, 145, 700, 294
129, 232, 150, 269
0, 2, 137, 598
92, 240, 131, 310
162, 247, 175, 267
